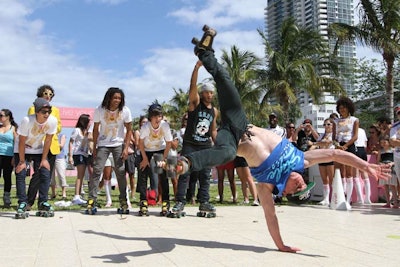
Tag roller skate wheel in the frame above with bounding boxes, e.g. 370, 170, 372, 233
197, 211, 206, 217
206, 212, 216, 218
191, 37, 199, 45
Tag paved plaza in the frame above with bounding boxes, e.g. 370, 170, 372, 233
0, 203, 399, 267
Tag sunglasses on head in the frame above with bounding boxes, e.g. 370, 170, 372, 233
39, 109, 52, 115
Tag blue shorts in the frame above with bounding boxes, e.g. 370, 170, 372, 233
250, 139, 304, 196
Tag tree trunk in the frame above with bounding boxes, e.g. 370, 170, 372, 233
384, 52, 395, 123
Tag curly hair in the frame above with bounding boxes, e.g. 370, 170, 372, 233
101, 87, 125, 111
336, 96, 355, 115
36, 84, 55, 99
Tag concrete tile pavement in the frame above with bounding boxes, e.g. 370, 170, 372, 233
0, 203, 399, 267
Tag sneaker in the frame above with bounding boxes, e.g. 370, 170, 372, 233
72, 196, 87, 205
252, 200, 260, 206
242, 199, 250, 204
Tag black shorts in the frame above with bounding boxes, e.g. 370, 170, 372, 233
340, 142, 357, 155
356, 147, 367, 161
319, 162, 334, 166
234, 156, 248, 168
125, 153, 136, 174
73, 154, 90, 166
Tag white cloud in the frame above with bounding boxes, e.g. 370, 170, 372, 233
0, 0, 268, 126
84, 0, 128, 5
169, 0, 265, 28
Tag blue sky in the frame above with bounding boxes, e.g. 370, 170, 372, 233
0, 0, 380, 131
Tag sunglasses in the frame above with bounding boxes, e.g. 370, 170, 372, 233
43, 92, 54, 97
287, 126, 295, 129
39, 109, 52, 115
369, 132, 376, 134
0, 114, 6, 117
323, 123, 332, 126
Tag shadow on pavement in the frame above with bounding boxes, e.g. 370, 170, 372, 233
82, 230, 270, 263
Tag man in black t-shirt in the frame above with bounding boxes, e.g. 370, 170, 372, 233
169, 60, 219, 217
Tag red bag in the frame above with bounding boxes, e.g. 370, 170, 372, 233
146, 188, 157, 206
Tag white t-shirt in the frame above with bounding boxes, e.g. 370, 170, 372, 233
267, 125, 287, 138
70, 128, 89, 156
140, 121, 173, 152
335, 116, 358, 143
317, 132, 335, 149
15, 114, 58, 154
93, 106, 132, 147
390, 121, 400, 158
355, 128, 368, 147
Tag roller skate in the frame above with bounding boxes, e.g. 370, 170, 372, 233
3, 192, 11, 208
159, 201, 170, 216
197, 202, 216, 218
167, 201, 186, 218
36, 201, 55, 217
191, 24, 217, 55
138, 200, 149, 216
85, 199, 98, 215
15, 202, 29, 219
117, 198, 129, 215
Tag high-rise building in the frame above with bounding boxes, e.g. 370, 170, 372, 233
265, 0, 356, 131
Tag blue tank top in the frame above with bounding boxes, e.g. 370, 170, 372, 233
0, 126, 15, 156
250, 138, 304, 196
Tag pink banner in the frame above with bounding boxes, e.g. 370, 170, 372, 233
58, 107, 95, 128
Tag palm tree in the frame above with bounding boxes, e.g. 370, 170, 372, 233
329, 0, 400, 122
259, 18, 344, 123
220, 45, 265, 124
164, 88, 189, 129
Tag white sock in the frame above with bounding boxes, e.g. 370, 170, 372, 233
354, 177, 364, 203
104, 180, 112, 204
126, 186, 131, 208
346, 178, 353, 204
364, 179, 371, 204
342, 178, 347, 192
323, 184, 330, 203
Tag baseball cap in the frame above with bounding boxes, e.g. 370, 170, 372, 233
303, 118, 312, 124
148, 103, 163, 118
200, 83, 215, 92
286, 182, 315, 205
269, 112, 277, 118
33, 98, 52, 113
